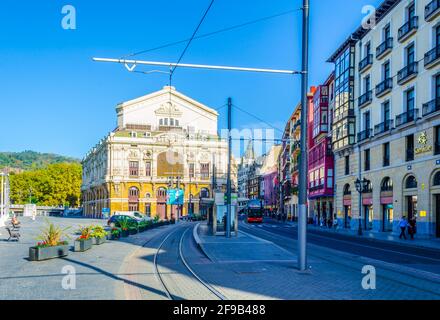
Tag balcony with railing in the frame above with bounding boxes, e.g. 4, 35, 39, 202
425, 0, 440, 21
397, 61, 418, 85
359, 54, 373, 73
376, 78, 393, 97
358, 91, 373, 108
398, 16, 418, 42
376, 38, 393, 59
424, 45, 440, 69
357, 129, 372, 142
395, 109, 419, 127
374, 119, 393, 135
423, 97, 440, 117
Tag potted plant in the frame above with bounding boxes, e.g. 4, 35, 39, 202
138, 221, 146, 233
90, 225, 107, 245
29, 220, 71, 261
110, 227, 121, 240
118, 217, 130, 237
74, 226, 93, 252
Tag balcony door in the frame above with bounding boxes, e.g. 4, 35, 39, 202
407, 3, 415, 21
364, 111, 371, 131
406, 44, 415, 66
406, 88, 415, 113
383, 61, 390, 80
436, 74, 440, 100
383, 101, 390, 123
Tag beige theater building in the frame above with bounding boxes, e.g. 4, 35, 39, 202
81, 86, 228, 219
331, 0, 440, 238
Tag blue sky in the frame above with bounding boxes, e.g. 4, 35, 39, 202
0, 0, 382, 159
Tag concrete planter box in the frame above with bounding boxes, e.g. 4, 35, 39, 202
74, 239, 93, 252
129, 228, 138, 235
121, 230, 129, 238
92, 237, 106, 245
29, 245, 69, 261
139, 226, 146, 233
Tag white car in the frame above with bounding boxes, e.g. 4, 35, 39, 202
114, 211, 153, 222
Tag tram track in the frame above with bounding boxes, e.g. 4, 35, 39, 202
153, 224, 227, 300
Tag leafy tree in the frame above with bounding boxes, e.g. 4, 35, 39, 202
10, 163, 82, 207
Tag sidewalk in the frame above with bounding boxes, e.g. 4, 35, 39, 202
194, 223, 296, 263
191, 222, 440, 300
272, 219, 440, 251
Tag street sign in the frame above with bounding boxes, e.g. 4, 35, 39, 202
102, 208, 110, 219
167, 189, 184, 205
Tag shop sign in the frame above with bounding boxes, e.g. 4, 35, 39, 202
420, 211, 427, 218
415, 132, 432, 155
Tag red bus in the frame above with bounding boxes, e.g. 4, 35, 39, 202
246, 200, 264, 223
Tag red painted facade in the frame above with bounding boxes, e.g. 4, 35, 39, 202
308, 82, 334, 200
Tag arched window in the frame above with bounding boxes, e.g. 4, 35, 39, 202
405, 175, 418, 189
433, 172, 440, 186
381, 177, 393, 192
129, 187, 139, 197
343, 184, 351, 196
157, 187, 167, 198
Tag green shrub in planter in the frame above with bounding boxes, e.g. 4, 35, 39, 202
110, 228, 121, 240
30, 219, 71, 261
90, 225, 107, 245
29, 243, 69, 261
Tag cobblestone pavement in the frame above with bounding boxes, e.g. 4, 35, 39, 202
0, 217, 179, 300
183, 222, 440, 300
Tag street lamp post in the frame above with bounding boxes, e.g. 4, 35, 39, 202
355, 177, 370, 236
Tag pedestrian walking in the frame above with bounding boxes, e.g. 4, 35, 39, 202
408, 217, 417, 240
399, 216, 408, 240
333, 215, 339, 229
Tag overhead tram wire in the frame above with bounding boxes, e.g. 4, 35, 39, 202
120, 8, 300, 60
232, 104, 284, 134
170, 0, 216, 80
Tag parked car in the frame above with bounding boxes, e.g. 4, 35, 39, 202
107, 215, 140, 228
114, 211, 153, 222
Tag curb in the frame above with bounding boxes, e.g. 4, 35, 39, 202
278, 220, 440, 252
192, 223, 215, 262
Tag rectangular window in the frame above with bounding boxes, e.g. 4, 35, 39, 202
383, 143, 390, 167
435, 126, 440, 155
436, 74, 440, 99
406, 88, 415, 112
383, 101, 390, 122
129, 161, 139, 176
365, 149, 371, 171
164, 118, 168, 126
145, 162, 151, 177
406, 134, 415, 162
200, 163, 210, 179
383, 61, 390, 80
364, 111, 371, 130
189, 163, 195, 178
345, 156, 350, 175
406, 43, 415, 65
436, 25, 440, 46
384, 24, 391, 40
365, 75, 371, 92
407, 3, 415, 20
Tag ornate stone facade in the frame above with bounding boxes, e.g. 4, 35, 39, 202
81, 86, 228, 219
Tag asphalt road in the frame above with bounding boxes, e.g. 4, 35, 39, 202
240, 218, 440, 275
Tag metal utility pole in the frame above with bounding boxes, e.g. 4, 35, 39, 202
298, 0, 310, 272
226, 97, 232, 238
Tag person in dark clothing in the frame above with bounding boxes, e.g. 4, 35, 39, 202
399, 217, 408, 240
408, 218, 417, 240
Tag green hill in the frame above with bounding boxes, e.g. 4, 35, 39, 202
0, 151, 80, 172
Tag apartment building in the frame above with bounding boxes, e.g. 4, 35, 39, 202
330, 0, 440, 238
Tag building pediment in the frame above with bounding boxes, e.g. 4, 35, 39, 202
154, 102, 183, 117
